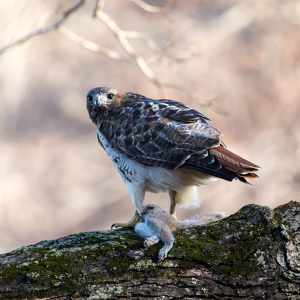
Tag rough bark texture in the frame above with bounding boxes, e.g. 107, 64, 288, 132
0, 201, 300, 300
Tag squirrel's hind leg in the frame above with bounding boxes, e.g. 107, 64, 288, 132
159, 234, 175, 260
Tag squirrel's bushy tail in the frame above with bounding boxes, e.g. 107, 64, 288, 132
176, 211, 226, 230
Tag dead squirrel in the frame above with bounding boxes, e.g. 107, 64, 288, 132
135, 204, 225, 260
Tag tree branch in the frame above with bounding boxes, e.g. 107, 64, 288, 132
122, 31, 161, 56
163, 83, 229, 115
130, 0, 172, 14
94, 0, 165, 97
58, 26, 130, 62
0, 0, 211, 104
0, 0, 86, 55
130, 0, 174, 22
0, 201, 299, 299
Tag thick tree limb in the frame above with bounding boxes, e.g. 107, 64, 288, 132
0, 201, 299, 299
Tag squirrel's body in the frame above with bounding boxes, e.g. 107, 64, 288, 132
134, 204, 225, 260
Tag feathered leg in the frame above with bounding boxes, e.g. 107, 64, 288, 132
168, 187, 200, 218
112, 183, 145, 228
111, 209, 140, 229
168, 190, 177, 218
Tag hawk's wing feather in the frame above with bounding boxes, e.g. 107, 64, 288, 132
183, 154, 236, 181
180, 146, 260, 183
157, 100, 210, 123
100, 99, 221, 170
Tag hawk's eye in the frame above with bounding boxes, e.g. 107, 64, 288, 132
87, 95, 93, 102
107, 93, 114, 100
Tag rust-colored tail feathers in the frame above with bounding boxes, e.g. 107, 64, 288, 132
210, 146, 260, 185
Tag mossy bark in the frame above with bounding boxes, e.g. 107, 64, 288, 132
0, 201, 299, 299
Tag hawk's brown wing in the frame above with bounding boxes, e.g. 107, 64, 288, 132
100, 99, 222, 170
99, 98, 259, 182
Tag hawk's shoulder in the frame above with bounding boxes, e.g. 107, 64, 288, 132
110, 95, 211, 124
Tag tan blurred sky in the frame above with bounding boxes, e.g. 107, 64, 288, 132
0, 0, 300, 254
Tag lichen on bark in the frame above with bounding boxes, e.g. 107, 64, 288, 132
0, 201, 299, 299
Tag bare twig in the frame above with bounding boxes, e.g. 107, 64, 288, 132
130, 0, 174, 21
58, 26, 130, 62
163, 83, 229, 115
147, 45, 202, 67
0, 0, 86, 55
130, 0, 170, 13
93, 0, 105, 17
115, 28, 202, 68
94, 1, 165, 97
163, 83, 213, 105
160, 36, 202, 62
93, 0, 203, 98
123, 31, 160, 56
117, 30, 200, 64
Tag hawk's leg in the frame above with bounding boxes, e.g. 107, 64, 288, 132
111, 210, 140, 229
169, 187, 200, 218
111, 183, 145, 229
168, 190, 177, 218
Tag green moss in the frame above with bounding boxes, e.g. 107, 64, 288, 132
215, 264, 232, 275
169, 246, 185, 259
166, 206, 281, 282
107, 256, 130, 274
0, 263, 19, 285
177, 260, 200, 273
145, 243, 161, 258
215, 260, 257, 281
273, 212, 283, 225
0, 244, 91, 299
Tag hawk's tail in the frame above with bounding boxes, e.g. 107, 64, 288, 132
209, 146, 260, 185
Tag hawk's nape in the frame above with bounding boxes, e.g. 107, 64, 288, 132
86, 86, 260, 228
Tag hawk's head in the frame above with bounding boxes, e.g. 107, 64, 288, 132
86, 86, 127, 124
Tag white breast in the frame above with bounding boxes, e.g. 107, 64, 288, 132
97, 129, 145, 185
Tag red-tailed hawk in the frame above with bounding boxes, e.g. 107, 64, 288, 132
86, 86, 260, 228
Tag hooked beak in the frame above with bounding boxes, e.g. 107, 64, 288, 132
93, 94, 101, 106
93, 94, 111, 106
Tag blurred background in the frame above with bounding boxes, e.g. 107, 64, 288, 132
0, 0, 299, 254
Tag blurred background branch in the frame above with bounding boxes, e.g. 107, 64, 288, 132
0, 0, 86, 55
130, 0, 172, 14
0, 0, 198, 97
58, 26, 130, 61
94, 0, 165, 96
